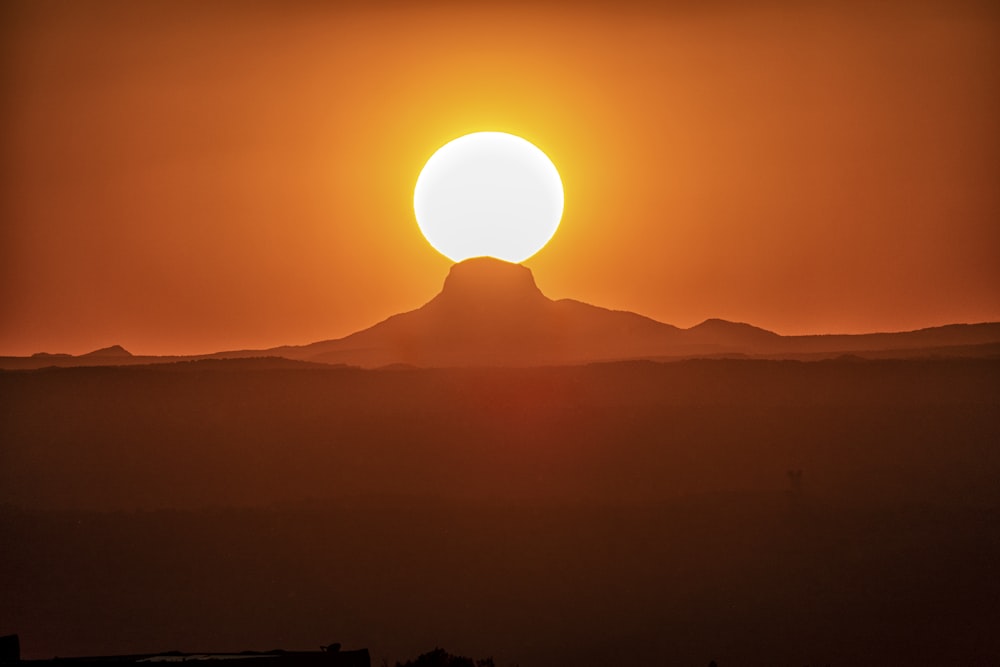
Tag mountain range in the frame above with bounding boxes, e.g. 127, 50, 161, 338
4, 257, 999, 369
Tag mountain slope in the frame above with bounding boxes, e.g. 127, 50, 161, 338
267, 258, 689, 367
238, 258, 999, 368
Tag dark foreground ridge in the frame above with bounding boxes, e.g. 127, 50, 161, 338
3, 638, 369, 667
4, 258, 1000, 369
2, 640, 499, 667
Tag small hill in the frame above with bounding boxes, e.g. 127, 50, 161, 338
80, 345, 133, 357
683, 318, 782, 349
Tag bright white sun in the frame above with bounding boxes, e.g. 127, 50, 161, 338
414, 132, 564, 263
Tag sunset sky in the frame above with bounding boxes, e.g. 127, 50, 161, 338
1, 0, 998, 356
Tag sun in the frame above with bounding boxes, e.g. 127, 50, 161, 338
414, 132, 564, 263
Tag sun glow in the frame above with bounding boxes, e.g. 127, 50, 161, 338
414, 132, 564, 263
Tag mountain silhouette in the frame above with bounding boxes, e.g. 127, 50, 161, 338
237, 258, 1000, 367
81, 344, 133, 358
261, 257, 692, 367
4, 258, 1000, 369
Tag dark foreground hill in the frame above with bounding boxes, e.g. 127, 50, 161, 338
1, 359, 999, 665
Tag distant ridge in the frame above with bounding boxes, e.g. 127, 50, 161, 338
81, 344, 133, 357
223, 258, 1000, 368
685, 318, 782, 348
3, 258, 1000, 369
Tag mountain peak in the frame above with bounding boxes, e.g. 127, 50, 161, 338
81, 344, 133, 357
436, 257, 545, 307
689, 319, 778, 336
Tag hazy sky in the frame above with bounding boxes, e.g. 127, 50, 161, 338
2, 0, 998, 355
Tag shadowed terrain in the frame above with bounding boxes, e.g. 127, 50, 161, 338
2, 359, 998, 665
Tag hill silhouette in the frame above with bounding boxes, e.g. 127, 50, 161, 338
261, 258, 688, 367
3, 258, 1000, 369
80, 344, 133, 358
234, 258, 1000, 367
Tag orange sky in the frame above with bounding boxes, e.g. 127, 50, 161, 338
1, 0, 998, 356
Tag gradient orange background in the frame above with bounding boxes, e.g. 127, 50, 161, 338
1, 0, 998, 356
